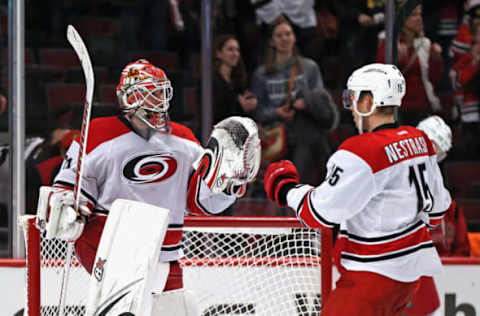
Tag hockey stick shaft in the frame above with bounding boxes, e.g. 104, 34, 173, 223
68, 24, 94, 214
58, 25, 95, 316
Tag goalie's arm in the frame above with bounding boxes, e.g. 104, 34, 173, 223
53, 137, 99, 209
186, 166, 236, 216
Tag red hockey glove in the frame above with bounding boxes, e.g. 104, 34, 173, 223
264, 160, 299, 207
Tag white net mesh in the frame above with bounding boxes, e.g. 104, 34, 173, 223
20, 215, 90, 316
38, 241, 89, 316
22, 216, 330, 316
181, 225, 324, 315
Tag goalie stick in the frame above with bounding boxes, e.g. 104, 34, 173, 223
57, 25, 95, 316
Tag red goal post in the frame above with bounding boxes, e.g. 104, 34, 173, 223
20, 215, 333, 316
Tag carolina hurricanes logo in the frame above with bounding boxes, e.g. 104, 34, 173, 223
123, 154, 177, 184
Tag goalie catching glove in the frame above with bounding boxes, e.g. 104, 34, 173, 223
195, 116, 261, 195
264, 160, 299, 207
36, 186, 92, 240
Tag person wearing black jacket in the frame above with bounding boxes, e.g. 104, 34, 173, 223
212, 34, 257, 123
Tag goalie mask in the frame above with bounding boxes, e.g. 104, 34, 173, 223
117, 59, 173, 131
417, 115, 452, 162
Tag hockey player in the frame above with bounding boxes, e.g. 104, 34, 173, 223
263, 63, 452, 316
36, 59, 260, 315
405, 115, 470, 316
418, 117, 470, 258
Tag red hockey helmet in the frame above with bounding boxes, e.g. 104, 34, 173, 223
116, 59, 173, 130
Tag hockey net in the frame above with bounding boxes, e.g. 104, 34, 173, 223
20, 215, 332, 316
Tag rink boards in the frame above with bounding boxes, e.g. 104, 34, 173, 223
0, 259, 479, 316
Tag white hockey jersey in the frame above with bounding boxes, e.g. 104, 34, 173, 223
54, 115, 235, 262
286, 123, 452, 282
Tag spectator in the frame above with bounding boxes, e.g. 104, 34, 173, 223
377, 4, 444, 126
251, 17, 337, 186
0, 92, 6, 133
0, 94, 6, 116
423, 0, 463, 91
423, 0, 463, 53
340, 0, 386, 77
250, 0, 318, 59
449, 0, 480, 63
0, 92, 6, 131
0, 128, 79, 215
406, 115, 470, 316
212, 34, 257, 123
449, 24, 480, 160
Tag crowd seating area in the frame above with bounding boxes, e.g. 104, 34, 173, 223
0, 3, 478, 239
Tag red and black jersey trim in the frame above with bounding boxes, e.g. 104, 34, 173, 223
187, 170, 216, 216
162, 223, 185, 252
194, 178, 216, 215
341, 241, 435, 262
161, 244, 182, 251
53, 180, 97, 206
339, 220, 424, 243
296, 188, 337, 229
428, 200, 452, 227
339, 220, 434, 262
429, 209, 448, 217
92, 209, 109, 216
428, 209, 449, 227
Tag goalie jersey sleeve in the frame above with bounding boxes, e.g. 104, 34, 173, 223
286, 124, 452, 282
54, 116, 235, 262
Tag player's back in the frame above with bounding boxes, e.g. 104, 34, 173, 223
331, 123, 451, 281
290, 123, 452, 282
340, 124, 437, 231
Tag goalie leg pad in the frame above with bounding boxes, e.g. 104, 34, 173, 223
151, 261, 171, 293
152, 289, 200, 316
85, 199, 170, 316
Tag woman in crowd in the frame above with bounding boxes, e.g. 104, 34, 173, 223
251, 17, 337, 186
449, 0, 480, 63
212, 34, 257, 123
377, 4, 444, 125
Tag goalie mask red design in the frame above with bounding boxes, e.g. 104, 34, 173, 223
116, 59, 173, 130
